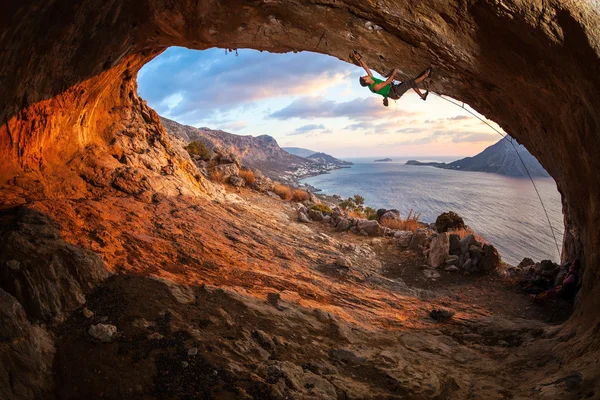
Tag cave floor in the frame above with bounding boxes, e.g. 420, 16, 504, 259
2, 185, 584, 399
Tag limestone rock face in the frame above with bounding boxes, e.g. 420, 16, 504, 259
1, 0, 598, 305
0, 207, 110, 323
0, 289, 55, 400
1, 0, 600, 396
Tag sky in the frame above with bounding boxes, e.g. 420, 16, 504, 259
137, 47, 506, 159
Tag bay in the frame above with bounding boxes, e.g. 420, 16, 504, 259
301, 157, 563, 266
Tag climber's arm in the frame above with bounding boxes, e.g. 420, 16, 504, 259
353, 52, 372, 76
372, 69, 398, 91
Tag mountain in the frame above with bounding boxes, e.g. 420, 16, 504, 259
284, 148, 353, 168
306, 152, 353, 167
283, 147, 317, 158
406, 137, 550, 178
447, 137, 550, 177
160, 117, 350, 182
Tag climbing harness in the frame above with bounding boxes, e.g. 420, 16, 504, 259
429, 92, 562, 261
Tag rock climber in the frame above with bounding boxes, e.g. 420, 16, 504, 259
530, 260, 581, 304
352, 50, 432, 107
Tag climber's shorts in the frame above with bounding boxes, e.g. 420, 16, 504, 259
388, 79, 416, 100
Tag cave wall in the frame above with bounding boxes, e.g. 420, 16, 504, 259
1, 0, 599, 353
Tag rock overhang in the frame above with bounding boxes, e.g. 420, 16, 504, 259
1, 0, 599, 329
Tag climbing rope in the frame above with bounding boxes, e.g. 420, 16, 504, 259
428, 92, 562, 260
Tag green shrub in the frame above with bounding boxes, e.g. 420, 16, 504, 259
339, 198, 355, 210
311, 204, 333, 214
353, 194, 365, 206
185, 141, 211, 160
435, 211, 465, 233
364, 207, 377, 220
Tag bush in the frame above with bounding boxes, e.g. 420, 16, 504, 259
311, 204, 333, 214
292, 189, 310, 202
353, 194, 365, 206
209, 169, 225, 183
381, 209, 422, 232
273, 184, 293, 200
185, 141, 211, 160
339, 198, 356, 210
435, 211, 465, 233
364, 207, 377, 220
239, 169, 256, 185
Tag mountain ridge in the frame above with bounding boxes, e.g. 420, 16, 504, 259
160, 117, 351, 182
407, 137, 550, 178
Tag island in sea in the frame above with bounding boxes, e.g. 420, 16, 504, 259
406, 136, 550, 178
374, 158, 393, 162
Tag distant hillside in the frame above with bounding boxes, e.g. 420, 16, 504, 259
306, 152, 353, 167
160, 117, 350, 182
283, 147, 316, 158
284, 148, 352, 167
406, 137, 550, 178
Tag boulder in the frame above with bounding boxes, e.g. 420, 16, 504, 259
395, 231, 414, 248
446, 255, 460, 266
376, 208, 388, 221
88, 323, 117, 342
210, 163, 239, 181
469, 246, 485, 268
357, 219, 382, 237
449, 233, 461, 255
380, 210, 400, 225
308, 191, 321, 204
445, 265, 459, 272
459, 234, 478, 255
517, 257, 535, 270
430, 307, 456, 321
308, 209, 324, 221
322, 215, 332, 224
251, 177, 275, 192
409, 229, 428, 251
336, 218, 353, 232
336, 256, 352, 268
217, 152, 241, 167
228, 175, 245, 187
462, 258, 474, 272
298, 212, 311, 223
479, 244, 500, 272
428, 233, 449, 268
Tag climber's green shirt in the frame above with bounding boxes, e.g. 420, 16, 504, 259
368, 77, 390, 98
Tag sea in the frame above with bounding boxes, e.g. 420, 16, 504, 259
301, 157, 563, 266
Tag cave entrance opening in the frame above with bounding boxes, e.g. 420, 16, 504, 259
136, 47, 563, 267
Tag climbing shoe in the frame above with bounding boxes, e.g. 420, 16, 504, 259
422, 90, 429, 101
383, 97, 389, 107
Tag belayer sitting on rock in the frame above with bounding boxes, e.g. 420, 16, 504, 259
352, 50, 432, 107
530, 260, 581, 304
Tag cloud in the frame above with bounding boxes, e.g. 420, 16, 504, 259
396, 127, 424, 134
269, 96, 416, 121
451, 132, 498, 143
345, 122, 374, 131
389, 130, 499, 146
137, 47, 354, 125
288, 123, 331, 136
447, 115, 471, 121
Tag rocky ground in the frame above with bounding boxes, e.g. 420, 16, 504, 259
0, 180, 588, 399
